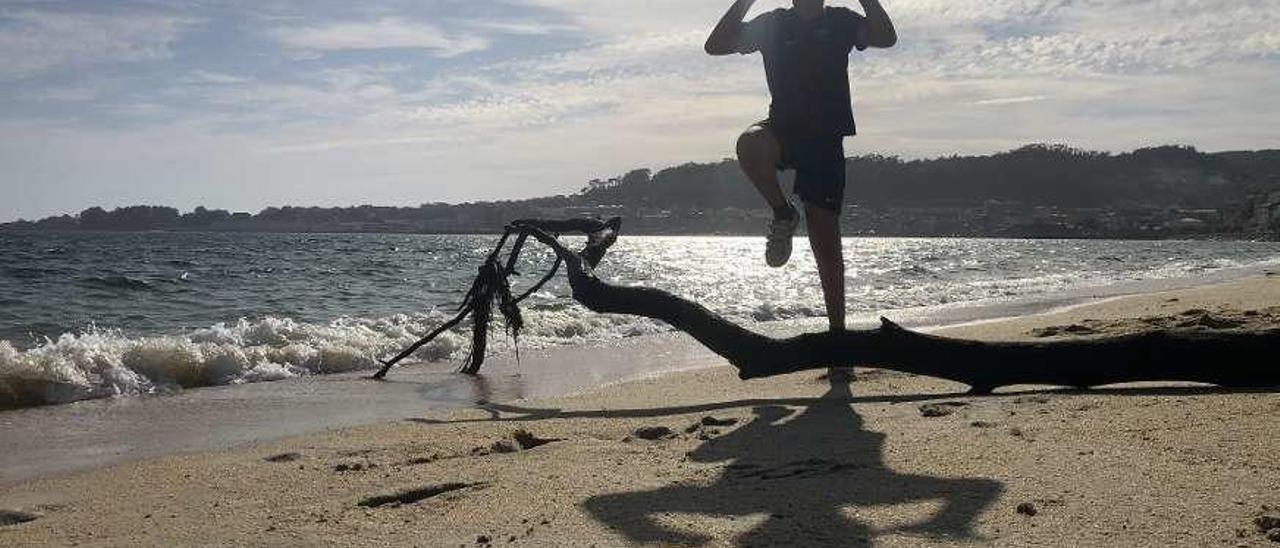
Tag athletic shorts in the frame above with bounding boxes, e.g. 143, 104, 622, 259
756, 119, 847, 214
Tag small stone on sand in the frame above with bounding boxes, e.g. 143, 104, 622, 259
1016, 502, 1038, 516
1256, 513, 1280, 532
634, 426, 675, 440
264, 452, 302, 463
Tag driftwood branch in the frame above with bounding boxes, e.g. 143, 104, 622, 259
377, 218, 1280, 393
373, 218, 621, 379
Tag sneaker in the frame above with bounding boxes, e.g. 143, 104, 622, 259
765, 208, 799, 267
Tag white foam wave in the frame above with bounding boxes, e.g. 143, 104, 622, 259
748, 302, 826, 322
0, 312, 469, 409
0, 304, 685, 410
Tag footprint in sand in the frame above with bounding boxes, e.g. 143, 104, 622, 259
632, 426, 677, 441
684, 416, 741, 439
333, 461, 378, 473
1031, 324, 1098, 338
0, 509, 40, 527
919, 402, 969, 417
511, 429, 560, 449
473, 429, 563, 455
403, 454, 441, 466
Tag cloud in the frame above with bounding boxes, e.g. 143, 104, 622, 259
3, 0, 1279, 222
0, 10, 195, 80
264, 133, 453, 154
271, 17, 490, 57
149, 1, 1280, 181
974, 95, 1048, 105
463, 19, 574, 36
179, 70, 252, 85
30, 82, 103, 102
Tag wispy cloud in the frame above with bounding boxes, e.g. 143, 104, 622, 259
178, 70, 252, 86
974, 95, 1048, 105
0, 10, 196, 80
271, 17, 489, 57
463, 19, 575, 36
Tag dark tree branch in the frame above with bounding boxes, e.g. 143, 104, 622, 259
372, 308, 470, 380
513, 257, 562, 305
377, 219, 1280, 394
519, 224, 1280, 393
375, 219, 622, 379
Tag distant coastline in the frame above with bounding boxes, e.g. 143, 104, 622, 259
6, 144, 1279, 240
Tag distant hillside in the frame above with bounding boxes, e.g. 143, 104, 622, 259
575, 144, 1280, 210
5, 144, 1280, 238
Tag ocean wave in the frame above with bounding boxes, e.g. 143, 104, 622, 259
749, 303, 825, 322
3, 267, 61, 280
80, 275, 155, 291
0, 304, 679, 410
0, 313, 468, 410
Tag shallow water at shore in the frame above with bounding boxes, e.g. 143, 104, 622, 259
3, 264, 1276, 486
4, 232, 1280, 410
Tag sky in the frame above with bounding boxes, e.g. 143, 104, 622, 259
1, 0, 1278, 222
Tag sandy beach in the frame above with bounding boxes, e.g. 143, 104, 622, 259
3, 274, 1280, 547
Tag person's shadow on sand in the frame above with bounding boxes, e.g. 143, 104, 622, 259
582, 378, 1002, 547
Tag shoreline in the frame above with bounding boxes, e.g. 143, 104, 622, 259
2, 227, 1277, 240
1, 265, 1277, 487
2, 274, 1279, 546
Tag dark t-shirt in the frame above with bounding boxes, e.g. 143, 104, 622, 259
737, 7, 869, 137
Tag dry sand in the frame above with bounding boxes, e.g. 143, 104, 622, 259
3, 274, 1280, 547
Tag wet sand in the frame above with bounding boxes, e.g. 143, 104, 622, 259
2, 274, 1279, 547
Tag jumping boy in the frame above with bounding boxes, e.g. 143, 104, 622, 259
705, 0, 897, 337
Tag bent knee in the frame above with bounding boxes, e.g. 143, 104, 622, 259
736, 126, 778, 161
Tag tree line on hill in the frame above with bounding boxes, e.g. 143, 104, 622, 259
5, 144, 1279, 236
577, 144, 1280, 210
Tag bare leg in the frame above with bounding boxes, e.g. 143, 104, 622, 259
806, 203, 852, 381
736, 126, 788, 210
805, 203, 845, 331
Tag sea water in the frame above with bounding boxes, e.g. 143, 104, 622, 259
3, 230, 1280, 410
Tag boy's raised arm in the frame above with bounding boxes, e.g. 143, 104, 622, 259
705, 0, 757, 55
858, 0, 897, 48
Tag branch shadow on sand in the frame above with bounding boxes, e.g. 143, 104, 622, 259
411, 375, 1009, 546
403, 377, 1274, 545
405, 379, 1276, 427
578, 377, 1001, 546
